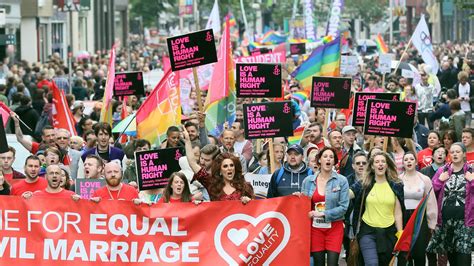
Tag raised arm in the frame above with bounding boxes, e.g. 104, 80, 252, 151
10, 111, 33, 152
182, 127, 202, 174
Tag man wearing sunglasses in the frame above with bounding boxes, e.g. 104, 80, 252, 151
55, 128, 84, 181
342, 151, 367, 261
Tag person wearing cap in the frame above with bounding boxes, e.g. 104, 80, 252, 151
427, 142, 474, 266
340, 126, 362, 177
267, 144, 313, 198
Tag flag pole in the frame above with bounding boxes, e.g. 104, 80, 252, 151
9, 112, 33, 132
392, 37, 413, 75
192, 67, 204, 112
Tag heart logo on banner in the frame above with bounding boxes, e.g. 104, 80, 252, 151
214, 211, 291, 266
227, 228, 249, 246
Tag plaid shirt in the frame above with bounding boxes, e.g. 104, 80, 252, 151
53, 76, 70, 92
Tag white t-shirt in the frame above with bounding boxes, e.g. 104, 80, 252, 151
233, 140, 246, 155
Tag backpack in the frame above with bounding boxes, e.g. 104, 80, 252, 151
275, 167, 313, 184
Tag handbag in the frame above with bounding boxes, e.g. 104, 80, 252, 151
347, 188, 366, 266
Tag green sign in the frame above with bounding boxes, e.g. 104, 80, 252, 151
0, 34, 15, 45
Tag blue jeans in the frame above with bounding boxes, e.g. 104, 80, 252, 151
359, 233, 379, 266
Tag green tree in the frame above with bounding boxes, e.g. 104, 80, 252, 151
129, 0, 177, 28
346, 0, 387, 24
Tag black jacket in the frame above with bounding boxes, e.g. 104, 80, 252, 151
12, 105, 39, 136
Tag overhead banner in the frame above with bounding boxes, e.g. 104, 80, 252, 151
310, 76, 351, 109
326, 0, 345, 38
364, 99, 416, 138
167, 29, 217, 71
0, 196, 311, 265
114, 71, 145, 97
135, 148, 184, 190
235, 51, 286, 64
243, 101, 294, 139
352, 92, 401, 126
303, 0, 316, 40
236, 63, 282, 98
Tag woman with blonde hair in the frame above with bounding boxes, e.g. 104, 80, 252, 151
350, 151, 404, 266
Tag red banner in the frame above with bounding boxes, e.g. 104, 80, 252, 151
0, 196, 310, 265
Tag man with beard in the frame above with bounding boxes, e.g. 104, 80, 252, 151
309, 122, 329, 150
29, 165, 79, 199
91, 162, 138, 201
267, 144, 313, 198
83, 154, 104, 179
82, 122, 124, 164
12, 112, 56, 154
10, 155, 46, 196
184, 112, 209, 148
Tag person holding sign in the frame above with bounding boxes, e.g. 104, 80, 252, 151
91, 162, 139, 203
296, 147, 349, 266
349, 151, 404, 266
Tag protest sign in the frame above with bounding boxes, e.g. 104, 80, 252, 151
236, 63, 282, 98
0, 196, 311, 265
75, 179, 106, 199
135, 148, 183, 190
243, 101, 294, 139
364, 99, 416, 138
113, 71, 145, 97
235, 51, 286, 64
352, 92, 401, 126
244, 173, 272, 199
378, 54, 393, 74
310, 76, 351, 109
289, 43, 306, 55
340, 55, 358, 76
167, 29, 217, 71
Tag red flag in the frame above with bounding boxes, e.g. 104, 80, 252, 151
51, 81, 77, 136
0, 102, 11, 127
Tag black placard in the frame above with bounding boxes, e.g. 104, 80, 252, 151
290, 43, 306, 55
135, 148, 184, 190
167, 29, 217, 71
310, 76, 351, 109
352, 92, 401, 126
243, 101, 294, 139
113, 71, 145, 97
363, 99, 416, 138
236, 63, 282, 98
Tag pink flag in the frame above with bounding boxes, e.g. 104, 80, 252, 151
0, 102, 11, 127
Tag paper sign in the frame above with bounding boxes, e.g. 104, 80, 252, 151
243, 101, 294, 139
352, 92, 401, 126
378, 54, 393, 74
244, 173, 272, 199
135, 148, 184, 190
75, 179, 106, 199
167, 29, 217, 71
340, 55, 358, 76
113, 71, 145, 96
364, 99, 416, 138
290, 43, 306, 55
310, 76, 351, 109
236, 63, 282, 98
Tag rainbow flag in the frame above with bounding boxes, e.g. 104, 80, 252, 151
136, 69, 181, 146
288, 126, 305, 146
99, 44, 116, 125
260, 30, 288, 45
223, 13, 236, 28
291, 36, 341, 93
376, 33, 389, 54
391, 189, 432, 263
286, 91, 309, 106
205, 19, 236, 137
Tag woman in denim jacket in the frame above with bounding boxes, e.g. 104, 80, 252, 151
297, 147, 349, 266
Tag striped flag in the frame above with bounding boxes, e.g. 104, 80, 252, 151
51, 81, 77, 136
136, 69, 181, 146
291, 36, 341, 93
376, 33, 389, 54
288, 126, 305, 146
99, 44, 116, 125
205, 18, 236, 137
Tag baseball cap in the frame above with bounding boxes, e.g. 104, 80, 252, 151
287, 144, 304, 155
342, 126, 357, 134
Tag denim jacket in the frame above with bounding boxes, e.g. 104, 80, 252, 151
301, 170, 350, 223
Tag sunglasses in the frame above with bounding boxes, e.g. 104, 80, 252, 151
355, 161, 367, 166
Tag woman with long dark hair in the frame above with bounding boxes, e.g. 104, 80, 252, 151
159, 172, 192, 203
398, 151, 437, 266
350, 151, 404, 266
297, 147, 349, 266
202, 153, 254, 203
427, 142, 474, 265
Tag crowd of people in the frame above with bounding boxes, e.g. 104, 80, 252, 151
0, 37, 473, 266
